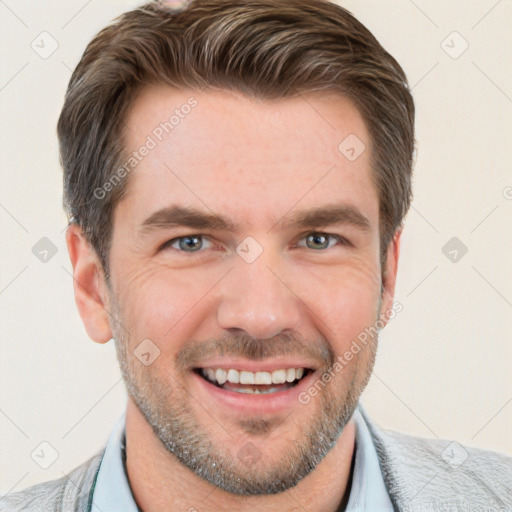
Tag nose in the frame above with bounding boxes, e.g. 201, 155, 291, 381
216, 248, 303, 340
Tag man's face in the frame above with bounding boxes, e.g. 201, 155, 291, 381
105, 86, 396, 494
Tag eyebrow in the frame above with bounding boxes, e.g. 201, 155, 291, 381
138, 203, 372, 236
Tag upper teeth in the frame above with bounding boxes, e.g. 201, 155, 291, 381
201, 367, 305, 385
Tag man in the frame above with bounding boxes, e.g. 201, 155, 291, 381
2, 0, 510, 511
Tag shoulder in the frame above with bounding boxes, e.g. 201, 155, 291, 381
0, 450, 104, 512
381, 431, 512, 511
361, 409, 512, 512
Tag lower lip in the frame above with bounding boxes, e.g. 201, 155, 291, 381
192, 370, 317, 415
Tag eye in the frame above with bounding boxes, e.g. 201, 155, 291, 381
159, 232, 350, 254
160, 234, 213, 252
295, 232, 350, 250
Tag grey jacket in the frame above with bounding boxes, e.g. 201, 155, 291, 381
2, 409, 511, 511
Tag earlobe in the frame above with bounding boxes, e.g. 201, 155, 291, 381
65, 224, 113, 344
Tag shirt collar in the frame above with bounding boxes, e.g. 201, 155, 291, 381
345, 404, 394, 511
91, 411, 139, 512
91, 402, 392, 512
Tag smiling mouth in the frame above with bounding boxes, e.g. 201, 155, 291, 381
194, 367, 313, 394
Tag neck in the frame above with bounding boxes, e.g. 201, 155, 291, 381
125, 399, 356, 512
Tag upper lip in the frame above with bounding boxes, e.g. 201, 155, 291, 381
193, 358, 319, 373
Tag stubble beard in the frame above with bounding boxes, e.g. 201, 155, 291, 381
111, 301, 379, 495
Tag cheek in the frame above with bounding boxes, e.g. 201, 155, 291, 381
298, 257, 381, 350
113, 263, 224, 346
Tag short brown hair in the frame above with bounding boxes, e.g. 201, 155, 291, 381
58, 0, 414, 277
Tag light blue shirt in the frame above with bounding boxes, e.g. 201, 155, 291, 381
91, 403, 393, 511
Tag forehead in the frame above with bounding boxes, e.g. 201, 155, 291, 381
117, 85, 378, 230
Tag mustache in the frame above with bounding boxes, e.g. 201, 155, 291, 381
175, 331, 335, 371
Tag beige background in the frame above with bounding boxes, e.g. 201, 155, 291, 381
1, 0, 511, 494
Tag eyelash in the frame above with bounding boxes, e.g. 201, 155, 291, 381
159, 232, 352, 253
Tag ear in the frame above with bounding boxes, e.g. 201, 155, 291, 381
379, 229, 402, 326
65, 224, 113, 344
